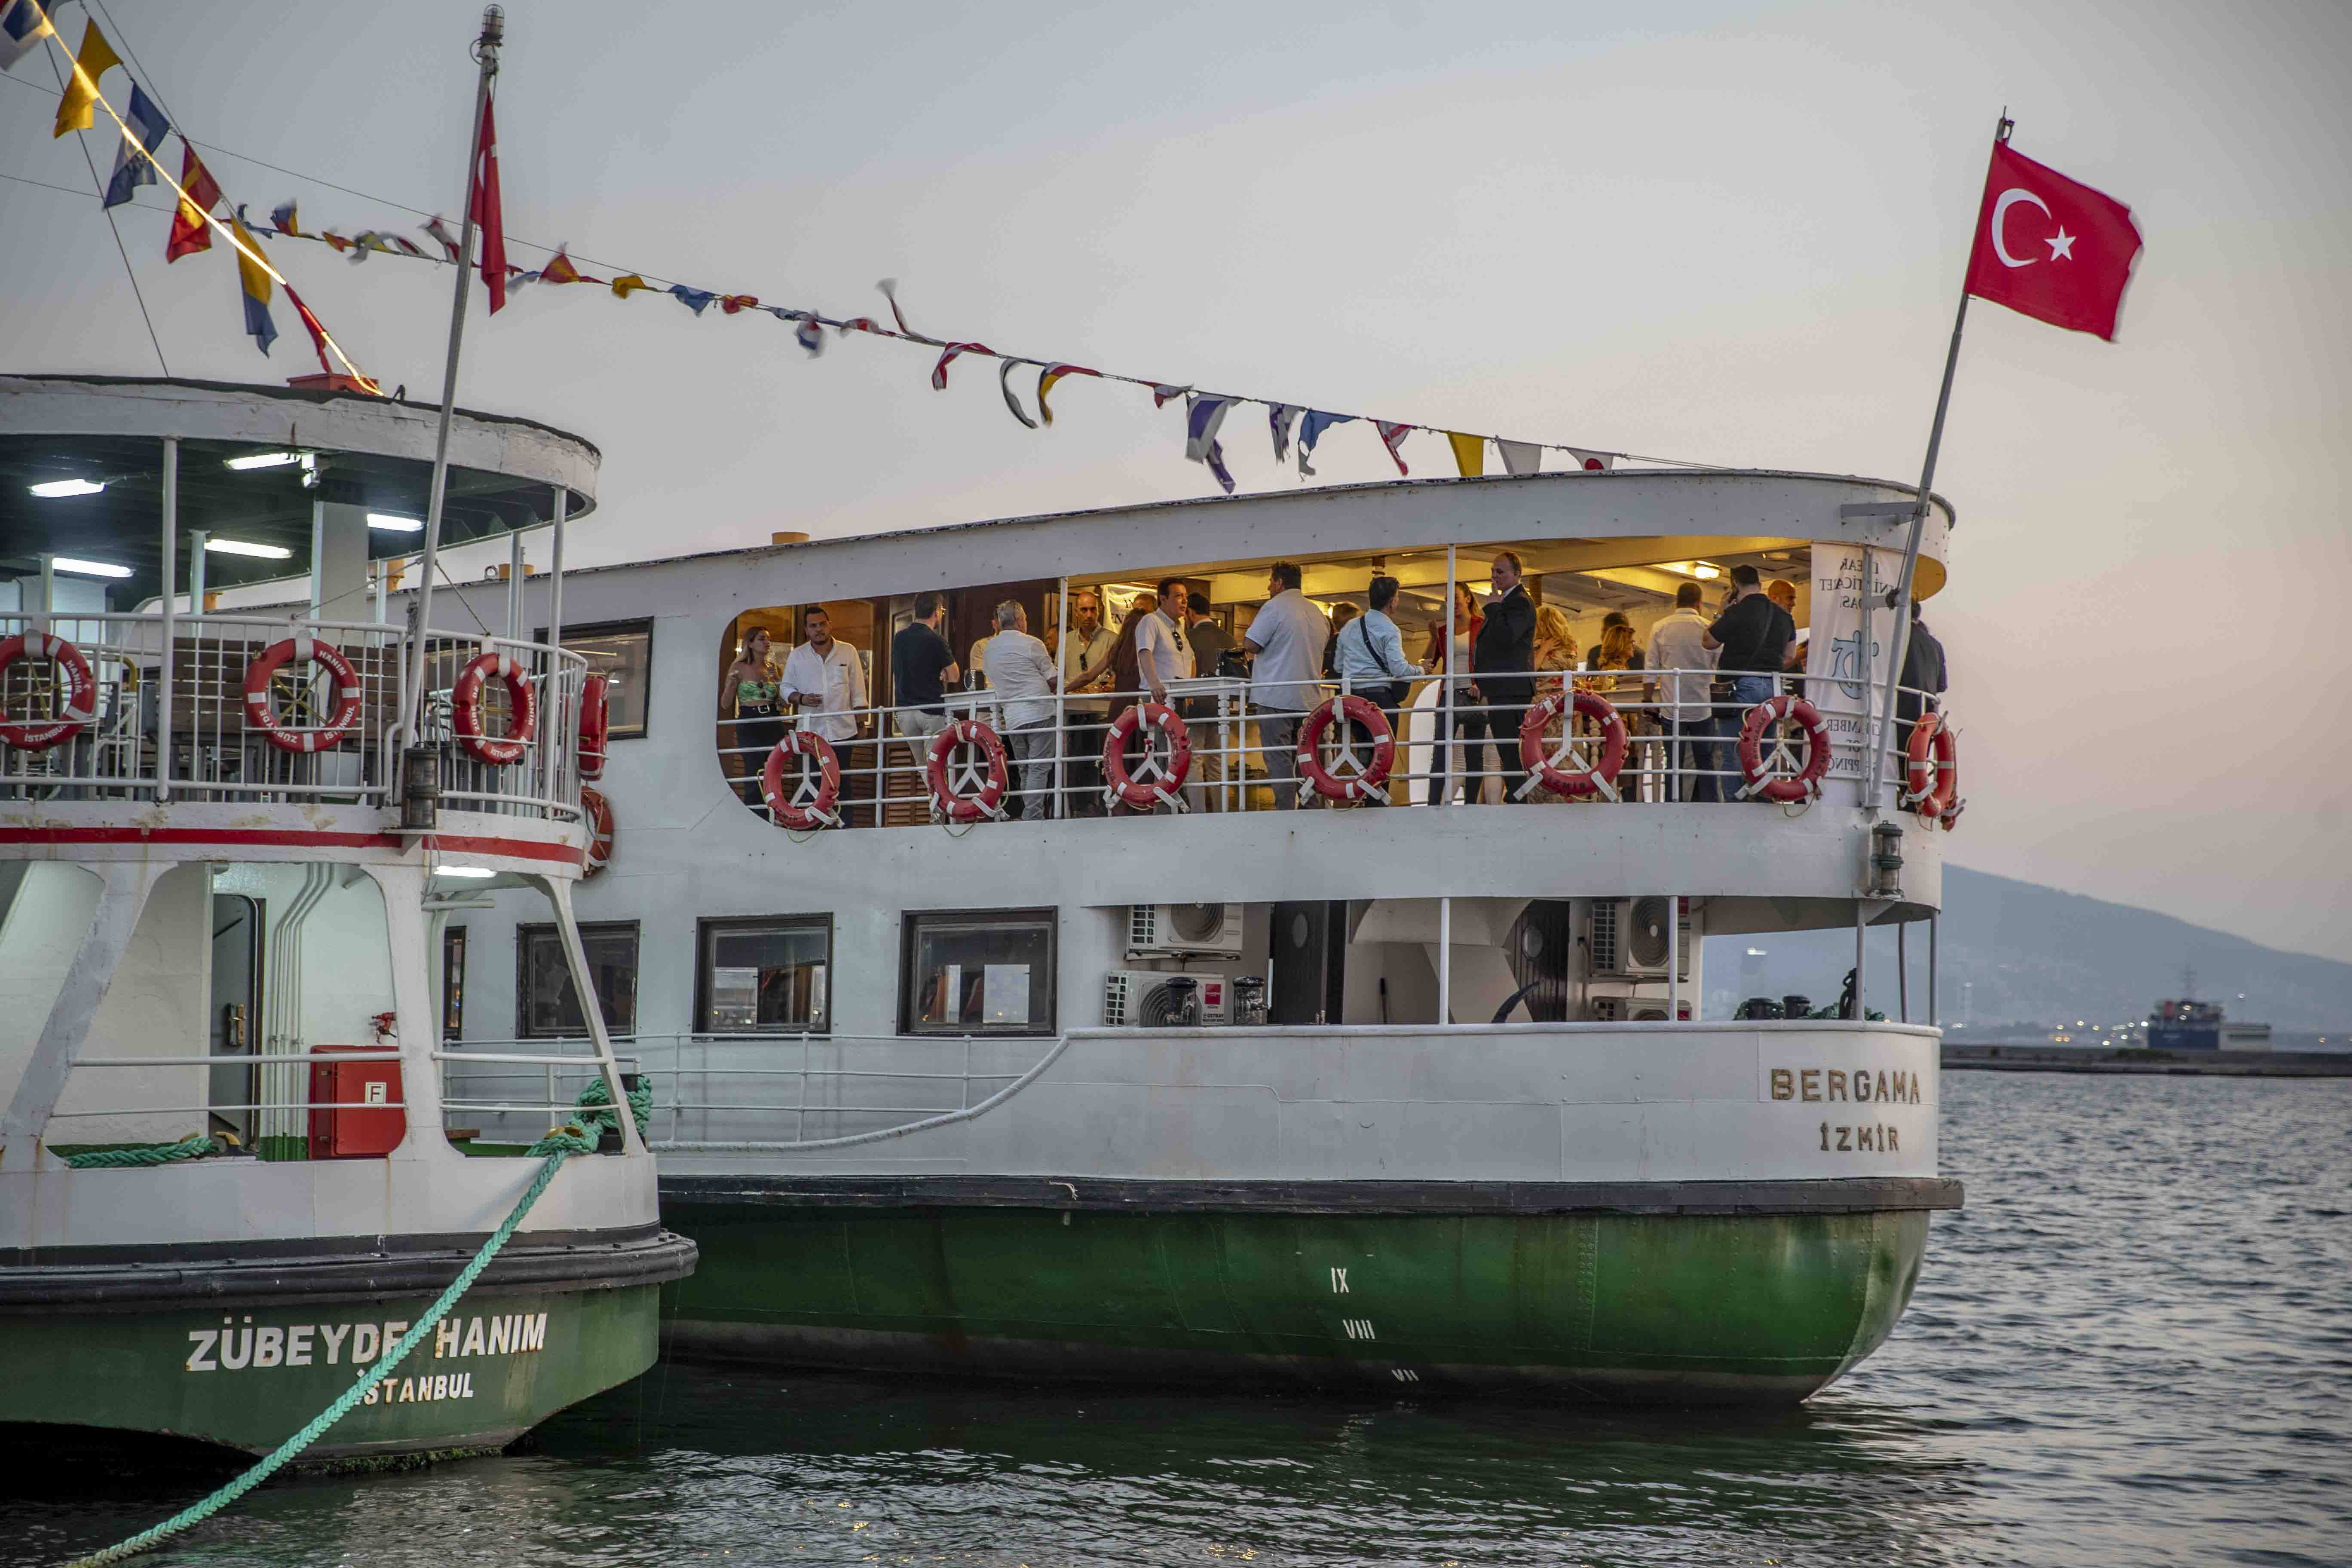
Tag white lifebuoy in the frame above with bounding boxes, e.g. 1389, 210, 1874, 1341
0, 628, 97, 750
242, 631, 362, 755
1514, 690, 1626, 801
1736, 694, 1831, 803
1296, 695, 1395, 803
926, 719, 1009, 824
760, 730, 843, 830
452, 646, 538, 767
1102, 702, 1191, 810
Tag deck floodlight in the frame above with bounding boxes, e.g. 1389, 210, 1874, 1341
224, 451, 303, 471
368, 513, 425, 532
205, 539, 294, 560
29, 479, 105, 498
51, 557, 133, 578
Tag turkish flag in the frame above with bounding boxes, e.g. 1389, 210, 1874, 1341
469, 95, 508, 314
1963, 140, 2141, 340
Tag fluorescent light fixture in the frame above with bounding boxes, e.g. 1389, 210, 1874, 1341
51, 557, 133, 579
204, 538, 294, 560
224, 451, 301, 471
367, 513, 424, 532
29, 478, 105, 499
432, 866, 496, 879
1691, 564, 1722, 580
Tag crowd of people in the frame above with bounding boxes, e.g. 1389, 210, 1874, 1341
721, 552, 1946, 820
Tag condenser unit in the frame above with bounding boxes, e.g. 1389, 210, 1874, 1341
1103, 969, 1234, 1028
1127, 903, 1244, 959
1587, 897, 1692, 981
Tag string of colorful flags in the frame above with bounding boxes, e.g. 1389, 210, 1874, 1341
8, 0, 1698, 493
6, 0, 377, 389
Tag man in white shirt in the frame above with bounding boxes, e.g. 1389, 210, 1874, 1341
1060, 589, 1118, 815
779, 606, 871, 823
1643, 581, 1718, 802
1132, 578, 1204, 812
1243, 561, 1331, 809
981, 600, 1061, 820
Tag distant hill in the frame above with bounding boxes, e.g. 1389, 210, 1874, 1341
1703, 865, 2352, 1031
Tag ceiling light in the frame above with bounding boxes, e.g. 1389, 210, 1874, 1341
225, 451, 302, 471
30, 479, 105, 499
367, 513, 424, 532
432, 866, 495, 879
51, 557, 133, 579
1691, 564, 1722, 580
205, 539, 294, 560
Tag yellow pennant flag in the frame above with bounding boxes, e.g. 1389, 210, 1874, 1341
1446, 431, 1487, 478
610, 273, 652, 299
53, 18, 123, 138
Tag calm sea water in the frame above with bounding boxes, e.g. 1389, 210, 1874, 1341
12, 1072, 2349, 1567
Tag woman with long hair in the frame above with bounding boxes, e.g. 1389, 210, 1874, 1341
1580, 609, 1652, 796
725, 625, 784, 805
1525, 605, 1581, 805
1422, 582, 1483, 804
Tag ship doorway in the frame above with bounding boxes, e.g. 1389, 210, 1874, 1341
1271, 900, 1347, 1025
208, 893, 263, 1142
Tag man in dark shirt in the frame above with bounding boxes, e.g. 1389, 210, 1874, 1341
1461, 550, 1537, 804
1700, 564, 1795, 801
1894, 596, 1947, 726
890, 591, 960, 780
1183, 598, 1234, 806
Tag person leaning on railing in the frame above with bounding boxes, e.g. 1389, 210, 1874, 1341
779, 607, 872, 825
1529, 604, 1580, 805
1331, 575, 1418, 805
981, 600, 1061, 821
890, 592, 962, 786
1133, 578, 1200, 812
1243, 562, 1330, 810
1462, 550, 1537, 805
1701, 564, 1797, 802
724, 627, 784, 806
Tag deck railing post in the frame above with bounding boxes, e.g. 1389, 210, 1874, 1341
1928, 915, 1940, 1026
157, 437, 176, 803
1438, 895, 1452, 1025
1054, 577, 1069, 816
1440, 545, 1456, 807
1898, 921, 1910, 1023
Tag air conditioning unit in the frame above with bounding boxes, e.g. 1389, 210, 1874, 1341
1586, 995, 1626, 1023
1128, 903, 1244, 959
1104, 969, 1234, 1027
1588, 996, 1690, 1023
1588, 897, 1692, 981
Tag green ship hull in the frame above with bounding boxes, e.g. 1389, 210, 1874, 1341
661, 1183, 1945, 1403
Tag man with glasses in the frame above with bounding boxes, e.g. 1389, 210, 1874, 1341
1060, 589, 1118, 815
1133, 579, 1199, 811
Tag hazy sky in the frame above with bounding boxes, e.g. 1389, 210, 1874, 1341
6, 1, 2349, 960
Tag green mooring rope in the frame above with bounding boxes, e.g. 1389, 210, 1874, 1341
573, 1073, 653, 1139
63, 1118, 605, 1568
61, 1134, 229, 1169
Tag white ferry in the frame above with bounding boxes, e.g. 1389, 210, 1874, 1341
414, 456, 1966, 1404
0, 375, 693, 1459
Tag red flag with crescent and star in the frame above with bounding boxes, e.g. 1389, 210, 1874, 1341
1963, 139, 2141, 341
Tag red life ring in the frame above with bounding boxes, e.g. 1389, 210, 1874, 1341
759, 729, 843, 830
1296, 695, 1395, 803
926, 718, 1009, 824
577, 673, 609, 780
580, 784, 615, 877
451, 647, 538, 767
1902, 711, 1956, 821
0, 629, 97, 750
1515, 690, 1627, 800
241, 632, 362, 755
1102, 701, 1192, 809
1736, 693, 1831, 803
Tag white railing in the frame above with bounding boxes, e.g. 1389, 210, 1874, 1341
0, 610, 585, 825
715, 668, 1942, 824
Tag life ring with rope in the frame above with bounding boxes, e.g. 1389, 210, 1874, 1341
241, 631, 362, 755
577, 673, 609, 780
1902, 710, 1955, 820
0, 628, 97, 750
580, 784, 615, 877
1514, 690, 1627, 801
1736, 693, 1831, 803
1102, 701, 1191, 810
926, 718, 1010, 824
1296, 694, 1395, 804
759, 729, 843, 830
451, 646, 539, 767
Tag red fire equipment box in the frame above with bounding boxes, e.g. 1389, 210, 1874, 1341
308, 1043, 406, 1158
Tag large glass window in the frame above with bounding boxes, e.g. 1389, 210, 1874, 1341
900, 909, 1056, 1036
697, 916, 831, 1033
538, 619, 653, 740
518, 921, 639, 1037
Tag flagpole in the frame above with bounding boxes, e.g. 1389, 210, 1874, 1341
402, 4, 502, 801
1863, 111, 2010, 809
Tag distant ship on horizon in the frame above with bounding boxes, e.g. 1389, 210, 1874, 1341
2148, 967, 2272, 1051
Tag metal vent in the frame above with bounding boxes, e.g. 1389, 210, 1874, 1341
1102, 971, 1133, 1027
1589, 901, 1622, 976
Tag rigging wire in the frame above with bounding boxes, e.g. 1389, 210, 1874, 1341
39, 35, 168, 374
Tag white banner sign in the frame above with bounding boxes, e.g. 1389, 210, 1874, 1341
1804, 542, 1905, 802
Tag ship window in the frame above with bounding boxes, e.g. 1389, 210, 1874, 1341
517, 921, 639, 1038
442, 925, 467, 1041
900, 909, 1056, 1036
537, 618, 653, 740
697, 916, 832, 1034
